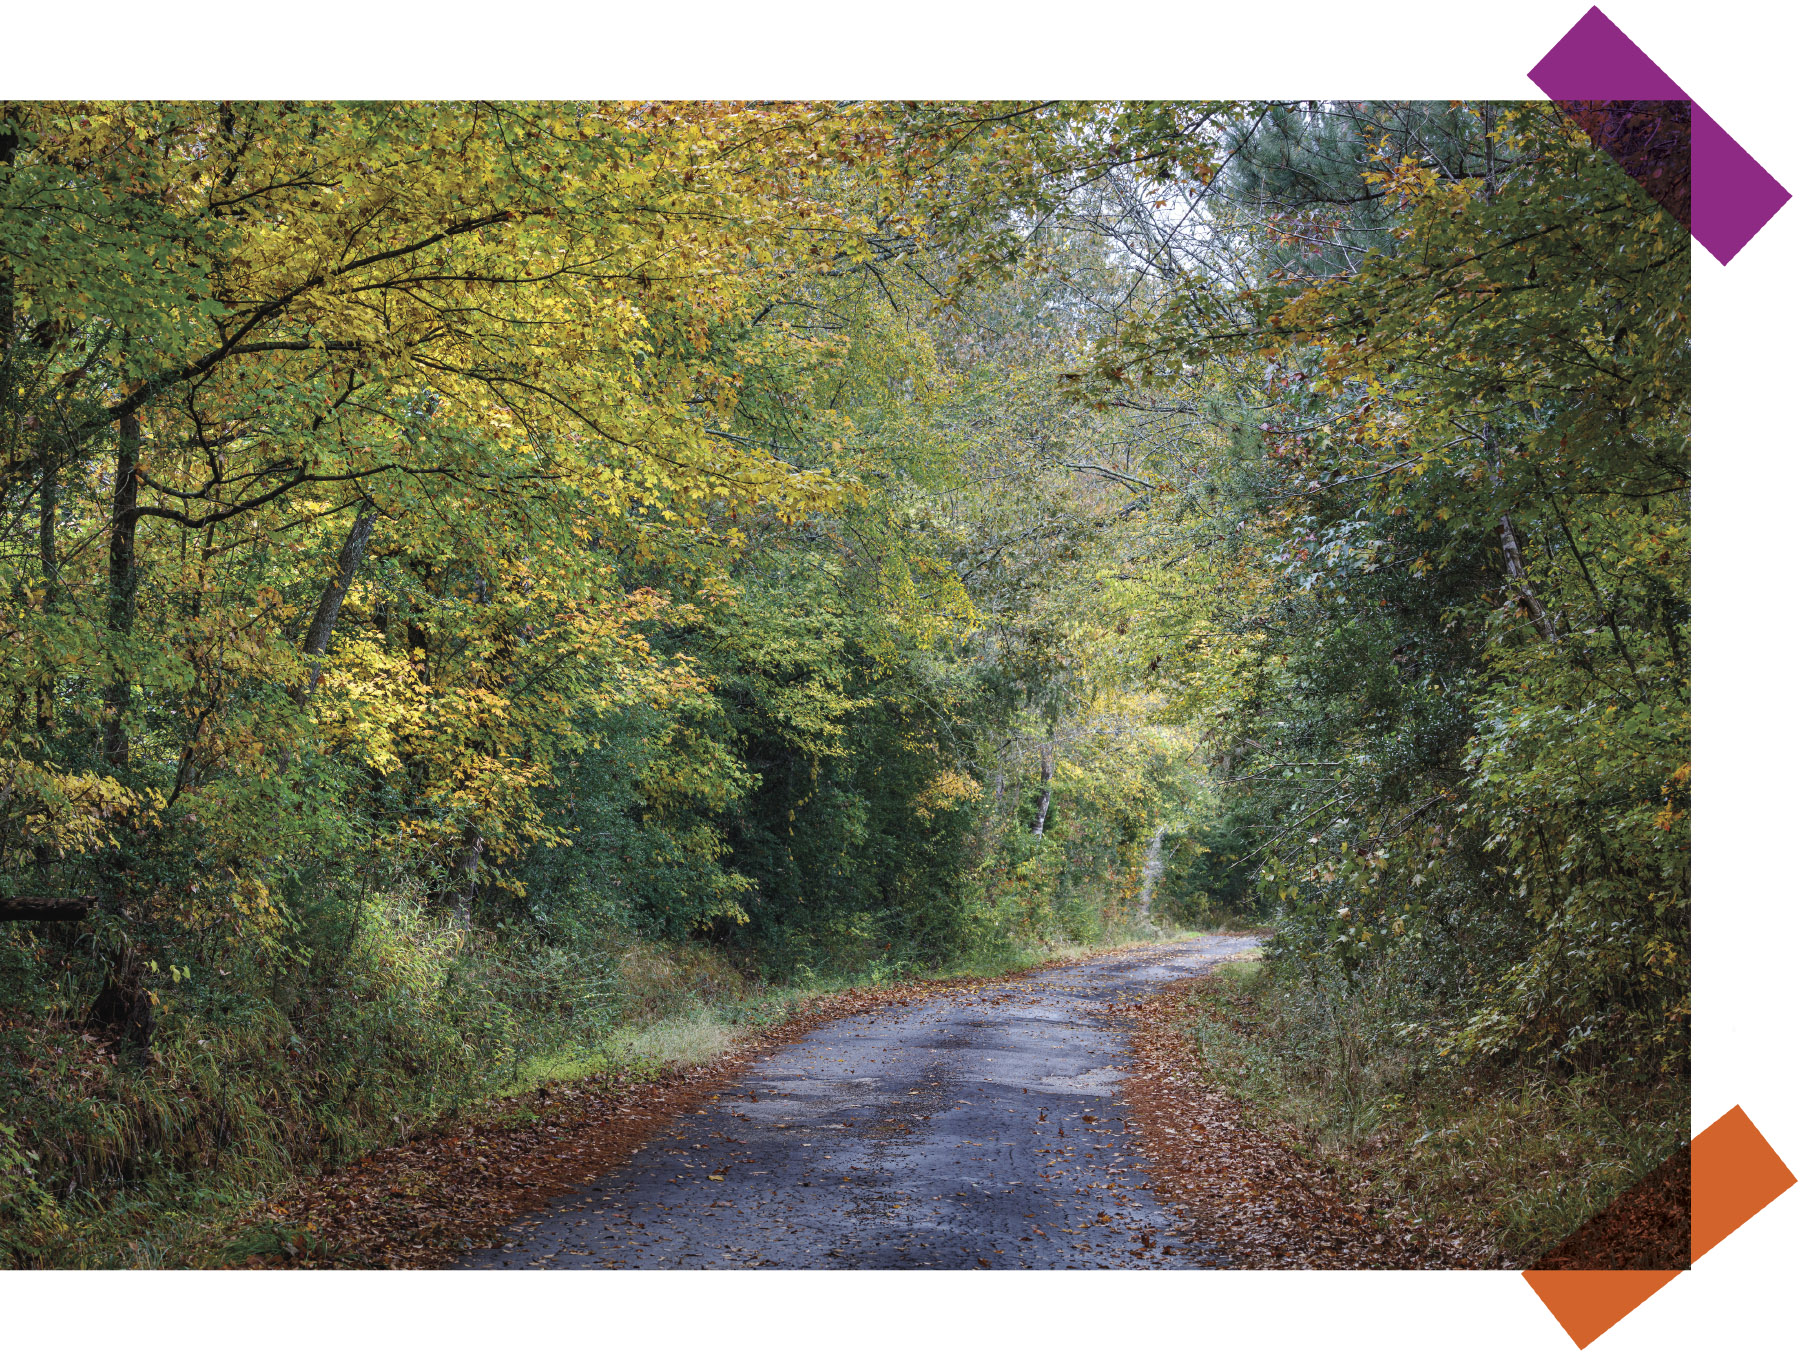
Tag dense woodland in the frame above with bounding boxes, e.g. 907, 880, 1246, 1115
0, 100, 1687, 1263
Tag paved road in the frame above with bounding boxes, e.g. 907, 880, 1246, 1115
456, 934, 1260, 1270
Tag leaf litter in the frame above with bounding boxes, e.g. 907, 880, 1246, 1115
1118, 974, 1470, 1269
211, 946, 1478, 1270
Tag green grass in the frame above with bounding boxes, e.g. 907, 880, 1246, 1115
1210, 955, 1264, 988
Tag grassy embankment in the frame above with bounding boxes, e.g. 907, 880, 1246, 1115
1170, 955, 1689, 1266
1, 904, 1186, 1270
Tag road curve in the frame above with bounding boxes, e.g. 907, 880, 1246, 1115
455, 934, 1260, 1270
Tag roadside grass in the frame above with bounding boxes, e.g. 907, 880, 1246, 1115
3, 906, 1208, 1269
498, 920, 1207, 1100
1176, 960, 1688, 1266
508, 1011, 739, 1093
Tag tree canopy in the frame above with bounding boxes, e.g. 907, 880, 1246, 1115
0, 100, 1688, 1263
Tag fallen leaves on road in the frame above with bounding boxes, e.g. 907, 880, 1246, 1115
1120, 974, 1469, 1270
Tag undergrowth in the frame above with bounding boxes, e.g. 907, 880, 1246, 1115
1, 879, 1173, 1269
1181, 955, 1688, 1265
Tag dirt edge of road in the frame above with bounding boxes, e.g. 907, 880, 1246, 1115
207, 939, 1214, 1269
1118, 972, 1471, 1269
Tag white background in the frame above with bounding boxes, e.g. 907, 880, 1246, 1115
5, 2, 1795, 1350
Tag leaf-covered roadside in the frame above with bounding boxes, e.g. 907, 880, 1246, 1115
1528, 1142, 1688, 1270
1123, 957, 1686, 1268
1121, 967, 1461, 1269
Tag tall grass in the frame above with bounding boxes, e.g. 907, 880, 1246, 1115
1182, 954, 1688, 1264
2, 862, 1185, 1269
1, 881, 712, 1268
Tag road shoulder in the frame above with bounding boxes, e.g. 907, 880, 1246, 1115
201, 941, 1200, 1269
1119, 970, 1464, 1269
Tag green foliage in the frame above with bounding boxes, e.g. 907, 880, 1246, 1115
1082, 101, 1689, 1075
1, 100, 1213, 1263
1158, 815, 1262, 927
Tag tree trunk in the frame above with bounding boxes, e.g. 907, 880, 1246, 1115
1498, 514, 1557, 645
93, 408, 153, 1057
435, 823, 483, 929
297, 498, 378, 699
1031, 745, 1054, 837
34, 462, 58, 869
102, 407, 141, 768
271, 501, 379, 778
38, 460, 58, 610
1138, 826, 1167, 917
0, 895, 95, 922
88, 942, 156, 1065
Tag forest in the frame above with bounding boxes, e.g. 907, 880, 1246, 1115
0, 99, 1688, 1267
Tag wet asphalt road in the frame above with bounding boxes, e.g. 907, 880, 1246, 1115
456, 934, 1260, 1270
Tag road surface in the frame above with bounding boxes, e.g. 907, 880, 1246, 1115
456, 934, 1259, 1269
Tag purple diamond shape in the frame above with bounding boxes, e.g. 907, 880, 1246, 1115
1530, 5, 1789, 264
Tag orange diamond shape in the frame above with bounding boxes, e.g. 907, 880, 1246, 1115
1523, 1269, 1682, 1349
1524, 1105, 1795, 1347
